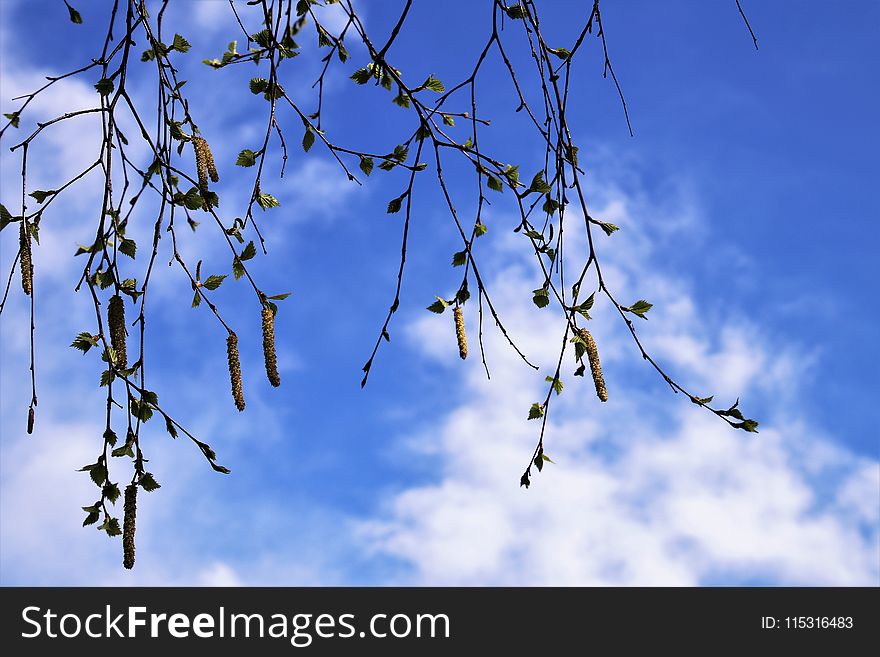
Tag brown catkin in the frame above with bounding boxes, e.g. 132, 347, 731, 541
227, 332, 246, 411
454, 305, 468, 360
19, 220, 32, 296
204, 142, 219, 183
192, 136, 210, 193
122, 484, 137, 570
107, 295, 128, 369
262, 306, 280, 387
578, 328, 608, 402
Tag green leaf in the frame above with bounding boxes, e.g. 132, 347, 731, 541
236, 149, 257, 167
249, 77, 269, 95
451, 250, 468, 267
528, 171, 552, 194
598, 221, 619, 236
202, 274, 226, 290
426, 296, 449, 314
90, 464, 107, 487
172, 34, 191, 53
391, 144, 409, 161
442, 113, 455, 126
3, 112, 20, 128
139, 472, 161, 492
622, 299, 653, 319
240, 240, 257, 261
487, 175, 503, 193
542, 196, 560, 216
572, 292, 595, 320
103, 428, 117, 447
474, 222, 488, 237
130, 398, 153, 422
548, 46, 571, 60
527, 402, 544, 420
733, 419, 760, 433
94, 77, 114, 96
97, 517, 122, 536
83, 511, 100, 527
415, 122, 432, 141
164, 415, 178, 439
70, 332, 98, 353
532, 287, 550, 308
102, 345, 118, 365
256, 193, 280, 210
268, 292, 292, 300
103, 483, 121, 504
359, 156, 374, 176
232, 258, 245, 281
251, 29, 273, 48
392, 93, 411, 108
181, 186, 205, 211
64, 1, 82, 24
120, 238, 137, 259
545, 375, 564, 395
302, 128, 315, 152
0, 205, 13, 231
387, 195, 404, 214
504, 4, 527, 19
571, 333, 587, 361
350, 67, 372, 84
421, 75, 445, 92
28, 190, 56, 204
111, 441, 134, 458
192, 290, 201, 308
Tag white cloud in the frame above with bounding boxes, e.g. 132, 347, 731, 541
356, 180, 880, 586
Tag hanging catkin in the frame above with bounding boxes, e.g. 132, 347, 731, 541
262, 306, 280, 387
454, 305, 468, 360
227, 332, 245, 411
577, 328, 608, 402
19, 220, 32, 296
204, 142, 219, 183
107, 295, 127, 369
191, 136, 218, 192
122, 484, 137, 570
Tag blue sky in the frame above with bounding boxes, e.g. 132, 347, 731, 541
0, 0, 877, 586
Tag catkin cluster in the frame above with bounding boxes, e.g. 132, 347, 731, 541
577, 328, 608, 402
107, 295, 127, 369
454, 305, 468, 360
122, 484, 137, 570
19, 220, 32, 296
227, 332, 246, 411
262, 306, 281, 387
192, 136, 218, 195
